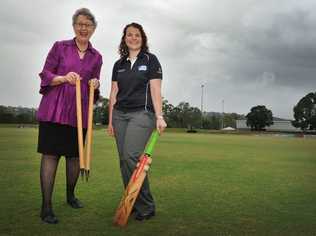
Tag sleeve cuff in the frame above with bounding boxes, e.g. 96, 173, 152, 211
39, 71, 57, 94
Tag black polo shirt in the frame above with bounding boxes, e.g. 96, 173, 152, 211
112, 51, 163, 112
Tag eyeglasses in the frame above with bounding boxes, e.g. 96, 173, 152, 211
74, 23, 95, 29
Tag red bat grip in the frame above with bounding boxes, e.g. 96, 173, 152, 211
132, 155, 148, 182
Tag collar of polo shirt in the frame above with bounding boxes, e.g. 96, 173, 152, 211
127, 57, 137, 69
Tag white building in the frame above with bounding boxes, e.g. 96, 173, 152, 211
236, 119, 301, 132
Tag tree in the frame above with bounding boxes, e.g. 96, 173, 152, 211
162, 99, 175, 127
176, 102, 201, 129
162, 99, 174, 115
292, 92, 316, 131
93, 96, 109, 125
162, 101, 201, 129
16, 113, 31, 123
202, 115, 221, 129
0, 106, 14, 123
185, 106, 201, 130
246, 105, 273, 131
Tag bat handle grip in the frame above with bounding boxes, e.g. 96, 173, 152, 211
133, 155, 148, 182
145, 131, 159, 156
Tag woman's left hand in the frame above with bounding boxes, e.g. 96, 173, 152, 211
89, 78, 100, 89
156, 117, 167, 134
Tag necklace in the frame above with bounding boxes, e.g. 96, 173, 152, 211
74, 39, 88, 53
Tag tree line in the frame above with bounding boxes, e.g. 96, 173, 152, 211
1, 91, 315, 131
0, 106, 37, 124
0, 99, 244, 130
93, 98, 244, 129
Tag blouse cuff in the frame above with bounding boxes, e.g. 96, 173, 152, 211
39, 71, 57, 94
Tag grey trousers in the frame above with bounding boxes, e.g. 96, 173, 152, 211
112, 109, 156, 214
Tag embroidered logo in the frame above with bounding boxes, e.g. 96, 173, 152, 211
138, 65, 147, 71
117, 69, 126, 73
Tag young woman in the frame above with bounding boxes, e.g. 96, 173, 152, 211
108, 22, 167, 221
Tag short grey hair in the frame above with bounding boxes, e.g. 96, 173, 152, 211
72, 8, 97, 27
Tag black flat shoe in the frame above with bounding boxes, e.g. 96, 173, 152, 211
135, 211, 155, 221
67, 198, 84, 209
41, 210, 58, 224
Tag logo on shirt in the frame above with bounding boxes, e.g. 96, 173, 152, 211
138, 65, 147, 71
117, 69, 126, 73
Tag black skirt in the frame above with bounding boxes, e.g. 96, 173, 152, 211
37, 122, 87, 157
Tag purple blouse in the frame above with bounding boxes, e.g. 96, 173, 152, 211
36, 39, 102, 128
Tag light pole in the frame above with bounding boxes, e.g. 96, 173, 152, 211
201, 84, 204, 129
221, 99, 224, 129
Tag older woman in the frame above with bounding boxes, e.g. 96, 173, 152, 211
108, 22, 167, 221
36, 8, 102, 224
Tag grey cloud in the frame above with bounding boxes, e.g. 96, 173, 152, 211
1, 0, 315, 119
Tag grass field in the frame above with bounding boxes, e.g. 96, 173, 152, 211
0, 127, 316, 236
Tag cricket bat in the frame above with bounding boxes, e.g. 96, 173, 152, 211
113, 131, 159, 226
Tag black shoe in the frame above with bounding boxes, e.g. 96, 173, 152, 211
135, 211, 155, 221
67, 198, 84, 209
40, 210, 58, 224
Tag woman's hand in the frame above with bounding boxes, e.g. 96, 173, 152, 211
156, 116, 167, 134
89, 78, 100, 89
107, 123, 115, 136
64, 72, 81, 85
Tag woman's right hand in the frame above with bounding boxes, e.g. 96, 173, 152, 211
107, 123, 114, 136
156, 117, 167, 135
64, 72, 81, 85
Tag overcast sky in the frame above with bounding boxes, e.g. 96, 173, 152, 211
1, 0, 316, 119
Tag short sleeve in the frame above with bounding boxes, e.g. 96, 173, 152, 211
111, 62, 118, 81
148, 54, 162, 80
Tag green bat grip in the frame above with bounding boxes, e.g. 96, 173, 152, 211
144, 130, 159, 156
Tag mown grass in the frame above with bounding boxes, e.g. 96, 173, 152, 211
0, 127, 315, 235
